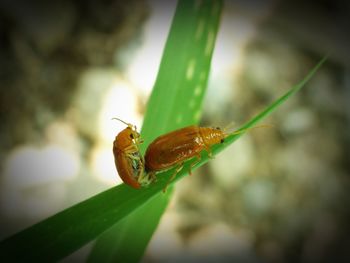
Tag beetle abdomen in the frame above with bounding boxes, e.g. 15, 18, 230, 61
115, 149, 141, 189
145, 126, 204, 172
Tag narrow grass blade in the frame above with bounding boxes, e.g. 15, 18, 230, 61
88, 0, 223, 262
233, 55, 329, 135
154, 56, 329, 188
0, 184, 168, 261
88, 191, 172, 263
140, 0, 224, 148
0, 56, 326, 262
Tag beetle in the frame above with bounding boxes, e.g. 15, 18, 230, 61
144, 125, 230, 191
112, 118, 152, 189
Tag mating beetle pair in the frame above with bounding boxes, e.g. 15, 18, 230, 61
113, 118, 235, 191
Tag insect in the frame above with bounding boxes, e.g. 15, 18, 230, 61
144, 125, 230, 191
112, 118, 152, 189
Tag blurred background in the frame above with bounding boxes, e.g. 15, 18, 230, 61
0, 0, 349, 262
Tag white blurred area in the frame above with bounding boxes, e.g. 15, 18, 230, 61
1, 118, 81, 222
1, 144, 79, 219
125, 0, 177, 96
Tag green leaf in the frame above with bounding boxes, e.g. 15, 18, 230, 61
88, 0, 223, 262
0, 55, 327, 262
140, 0, 224, 146
0, 0, 327, 259
125, 57, 329, 194
0, 0, 224, 262
88, 191, 172, 262
218, 55, 329, 150
0, 183, 168, 261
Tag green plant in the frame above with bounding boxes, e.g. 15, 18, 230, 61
0, 0, 327, 262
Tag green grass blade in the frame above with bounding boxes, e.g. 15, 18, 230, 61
0, 56, 326, 262
140, 0, 224, 146
88, 191, 172, 263
233, 55, 329, 134
153, 56, 329, 189
88, 0, 223, 262
0, 1, 223, 261
0, 184, 167, 261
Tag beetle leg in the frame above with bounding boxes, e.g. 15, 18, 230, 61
139, 171, 156, 186
149, 172, 157, 182
163, 163, 184, 193
136, 139, 144, 145
124, 145, 136, 153
138, 171, 155, 187
125, 153, 140, 160
189, 154, 201, 176
124, 146, 144, 162
204, 146, 214, 159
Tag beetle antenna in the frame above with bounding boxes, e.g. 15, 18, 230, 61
227, 124, 275, 137
222, 121, 235, 134
112, 117, 132, 127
